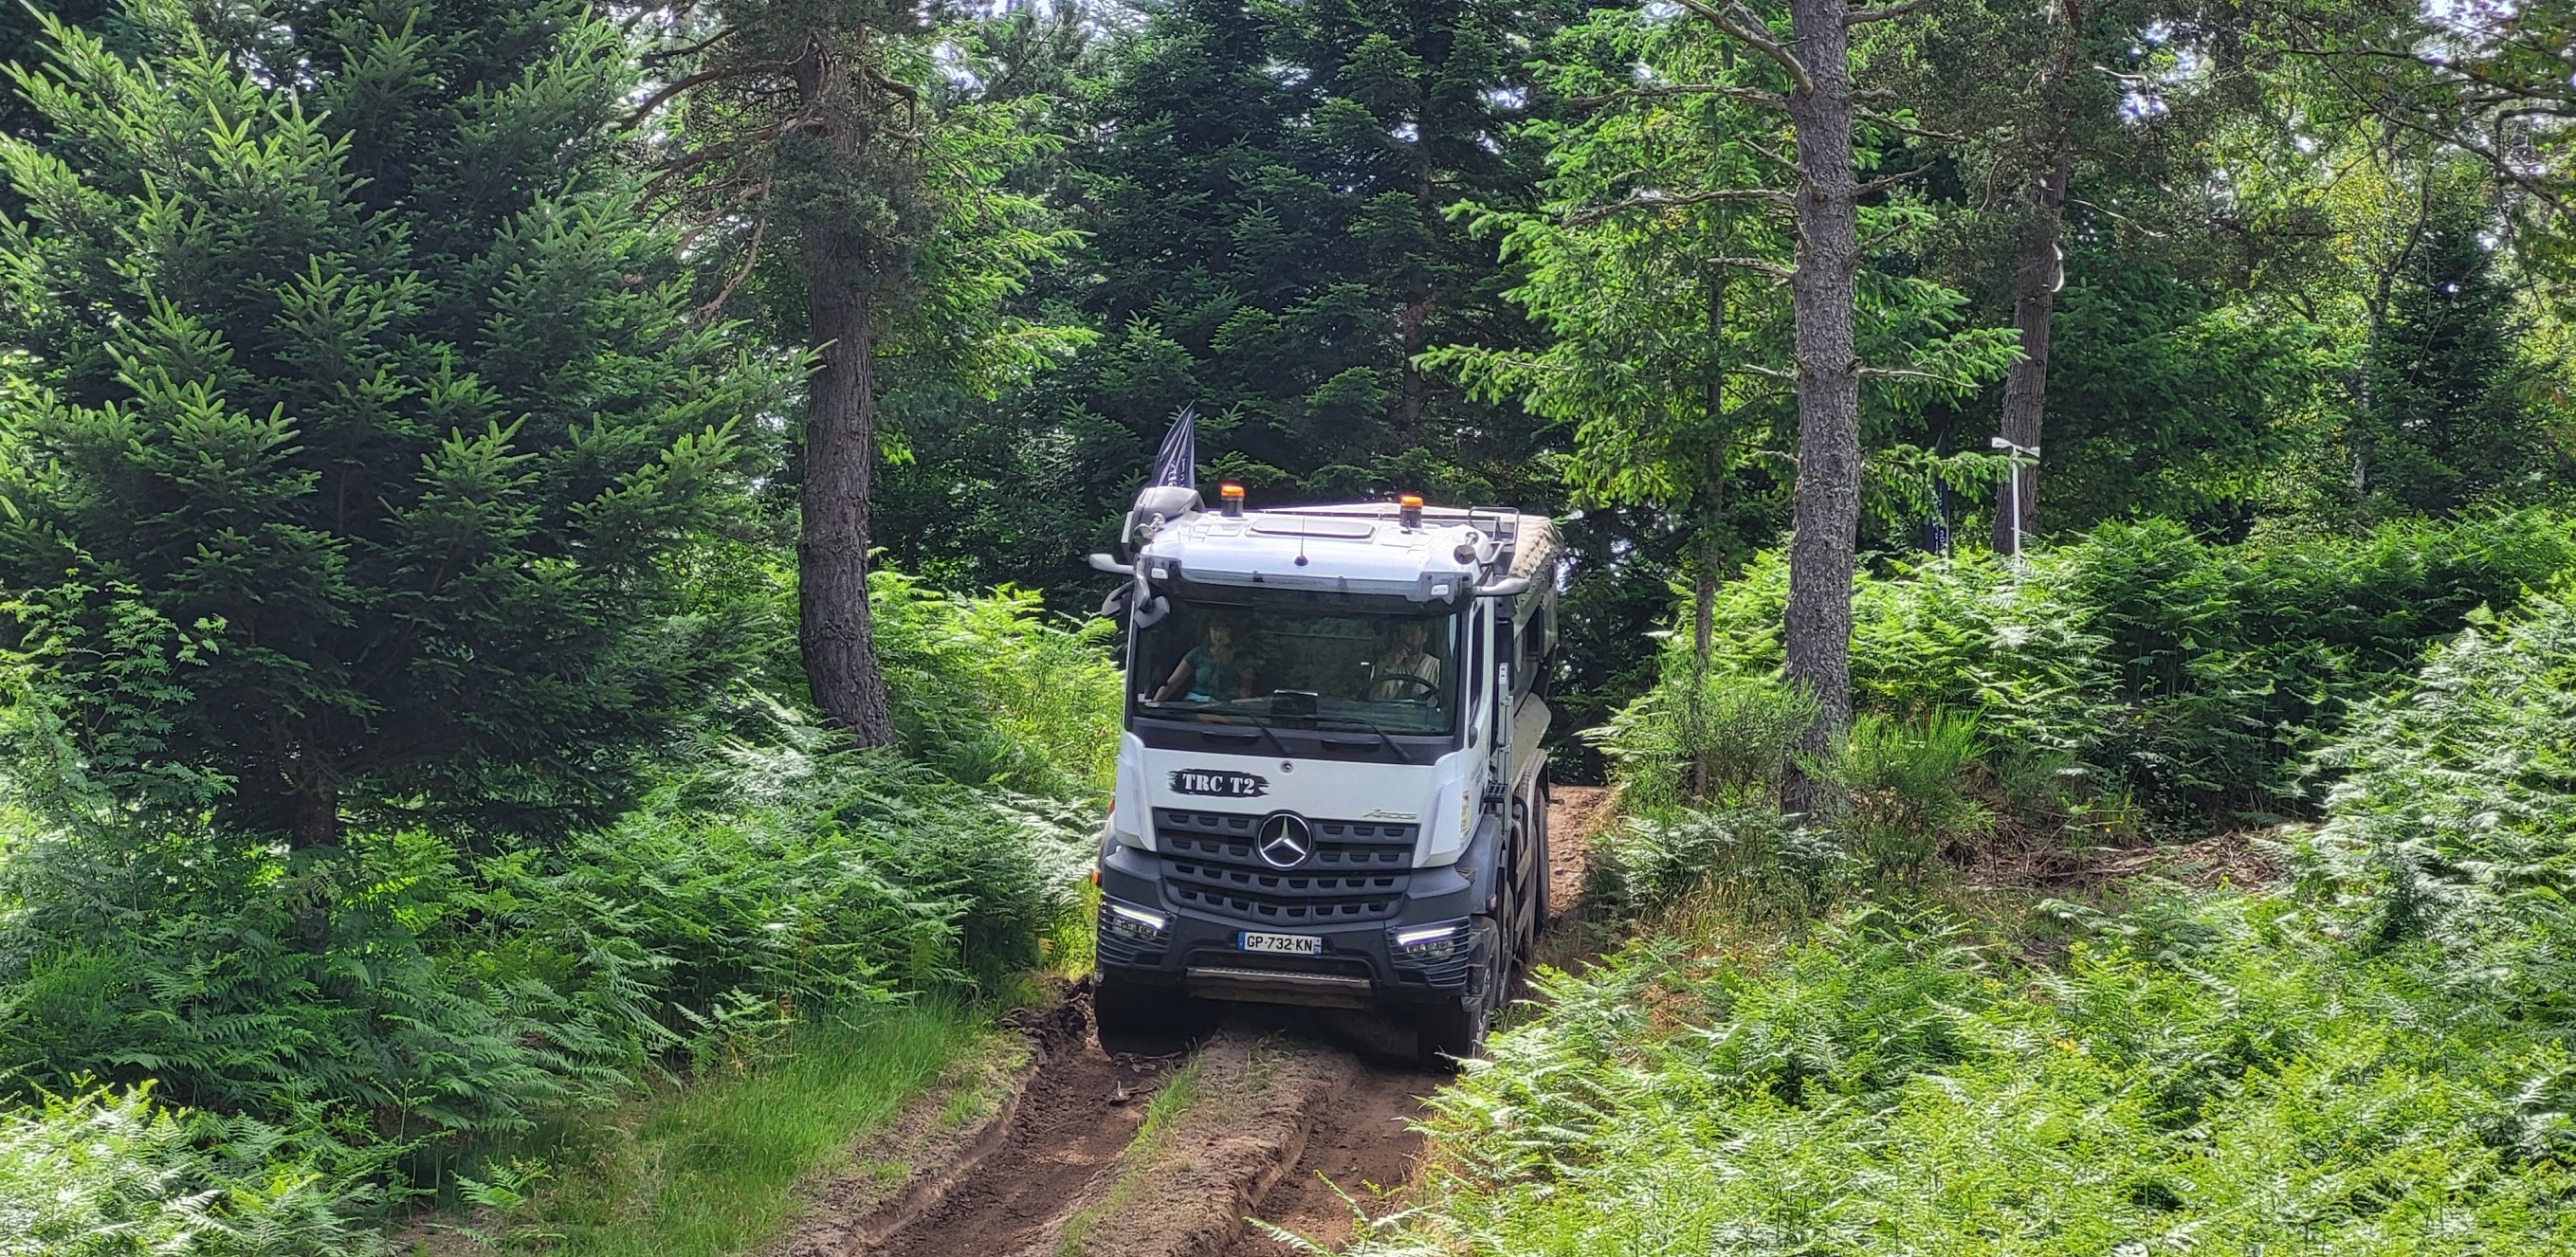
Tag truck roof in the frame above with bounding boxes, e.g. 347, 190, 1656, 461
1132, 500, 1560, 603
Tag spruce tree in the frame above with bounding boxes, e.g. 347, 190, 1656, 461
1077, 0, 1579, 497
2358, 202, 2559, 515
0, 0, 784, 844
634, 0, 1078, 746
870, 0, 1581, 594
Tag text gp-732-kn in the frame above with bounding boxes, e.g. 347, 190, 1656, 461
1088, 486, 1562, 1065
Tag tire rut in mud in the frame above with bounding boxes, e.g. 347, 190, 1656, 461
857, 784, 1613, 1257
1221, 783, 1613, 1256
1215, 1052, 1436, 1257
856, 995, 1186, 1257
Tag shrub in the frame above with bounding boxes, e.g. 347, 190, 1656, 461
689, 556, 1123, 801
0, 561, 1115, 1232
868, 572, 1123, 799
0, 1086, 389, 1257
1586, 671, 1816, 811
1588, 712, 1989, 919
1815, 711, 1991, 878
1368, 895, 2576, 1256
1582, 807, 1840, 920
2063, 512, 2576, 812
2304, 581, 2576, 1017
1602, 510, 2576, 829
0, 706, 1090, 1162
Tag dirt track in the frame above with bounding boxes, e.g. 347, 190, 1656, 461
844, 785, 1612, 1257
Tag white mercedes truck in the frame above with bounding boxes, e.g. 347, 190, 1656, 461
1087, 483, 1562, 1065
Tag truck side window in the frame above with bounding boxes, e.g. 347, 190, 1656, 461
1465, 608, 1486, 745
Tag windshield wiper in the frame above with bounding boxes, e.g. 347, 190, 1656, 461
1310, 714, 1414, 765
1151, 701, 1298, 759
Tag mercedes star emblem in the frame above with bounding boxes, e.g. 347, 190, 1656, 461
1255, 812, 1313, 869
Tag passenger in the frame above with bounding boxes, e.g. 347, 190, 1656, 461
1154, 618, 1256, 702
1368, 620, 1440, 701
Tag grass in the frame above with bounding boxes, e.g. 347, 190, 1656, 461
433, 1000, 1006, 1257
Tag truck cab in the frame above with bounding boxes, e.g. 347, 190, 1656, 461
1088, 488, 1561, 1065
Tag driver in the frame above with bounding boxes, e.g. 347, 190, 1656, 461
1154, 618, 1256, 702
1367, 620, 1440, 701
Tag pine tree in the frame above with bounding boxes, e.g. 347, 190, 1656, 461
0, 0, 784, 845
2358, 200, 2560, 515
1428, 7, 1802, 671
875, 0, 1604, 607
0, 0, 118, 142
635, 0, 1078, 746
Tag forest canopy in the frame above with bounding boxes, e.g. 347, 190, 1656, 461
0, 0, 2569, 1249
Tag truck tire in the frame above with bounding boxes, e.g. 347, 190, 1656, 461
1515, 774, 1551, 961
1416, 917, 1507, 1068
1532, 771, 1552, 930
1092, 976, 1201, 1043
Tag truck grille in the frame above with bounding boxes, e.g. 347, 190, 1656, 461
1152, 809, 1418, 924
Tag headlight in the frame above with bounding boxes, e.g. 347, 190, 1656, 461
1102, 900, 1170, 947
1390, 919, 1468, 962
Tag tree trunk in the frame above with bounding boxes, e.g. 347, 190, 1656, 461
1991, 141, 2070, 556
787, 37, 898, 749
1990, 0, 2082, 556
797, 222, 899, 747
1779, 0, 1863, 817
290, 777, 338, 849
1687, 524, 1721, 800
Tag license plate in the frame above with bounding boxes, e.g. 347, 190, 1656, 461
1238, 931, 1323, 956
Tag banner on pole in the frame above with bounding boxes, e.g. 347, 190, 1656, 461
1146, 403, 1197, 492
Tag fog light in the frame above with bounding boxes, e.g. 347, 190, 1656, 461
1102, 901, 1170, 947
1390, 920, 1467, 961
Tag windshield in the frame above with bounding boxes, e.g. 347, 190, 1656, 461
1131, 598, 1460, 736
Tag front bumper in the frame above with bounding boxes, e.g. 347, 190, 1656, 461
1092, 824, 1493, 1011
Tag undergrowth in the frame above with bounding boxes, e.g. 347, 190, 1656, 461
1598, 509, 2576, 839
473, 1001, 1000, 1257
1356, 895, 2576, 1256
0, 570, 1118, 1252
1362, 556, 2576, 1256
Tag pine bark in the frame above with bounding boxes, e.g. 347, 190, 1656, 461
794, 45, 898, 749
1779, 0, 1863, 814
290, 778, 339, 849
798, 226, 899, 748
1992, 144, 2069, 555
1991, 4, 2082, 555
1688, 252, 1729, 800
1693, 251, 1730, 671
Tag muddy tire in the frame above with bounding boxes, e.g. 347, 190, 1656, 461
1517, 774, 1551, 960
1091, 976, 1201, 1043
1534, 771, 1552, 926
1416, 917, 1507, 1068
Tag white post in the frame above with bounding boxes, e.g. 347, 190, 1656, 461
1989, 435, 2037, 575
2008, 464, 2022, 571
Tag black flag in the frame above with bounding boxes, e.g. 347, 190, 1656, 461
1147, 403, 1197, 491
